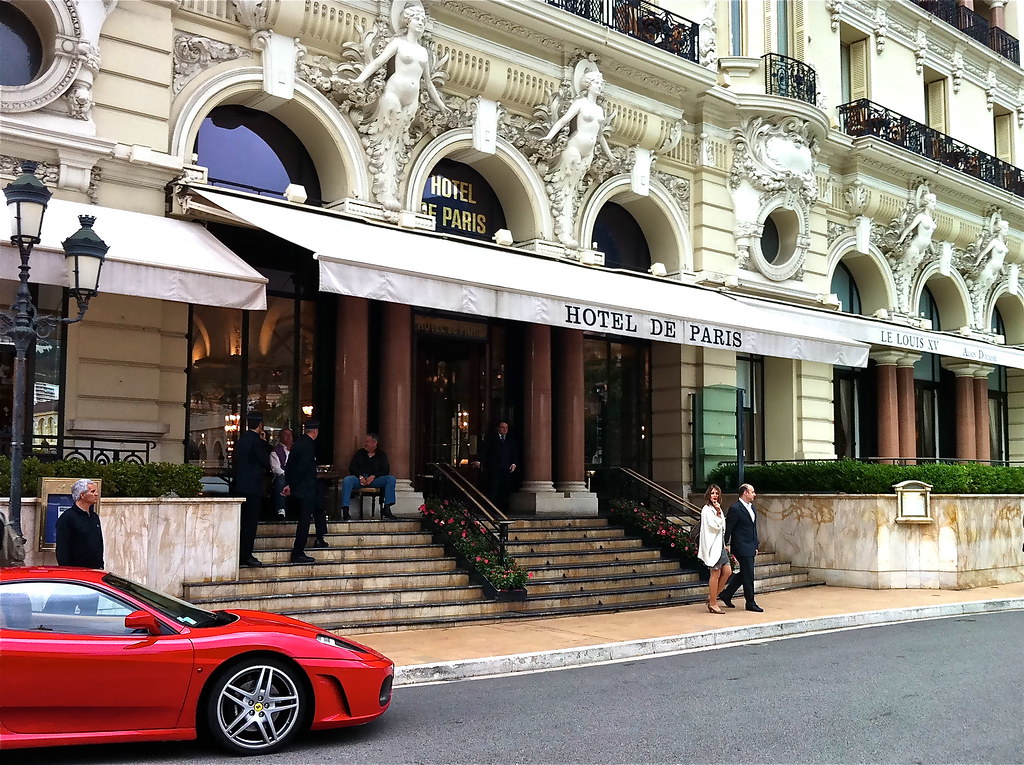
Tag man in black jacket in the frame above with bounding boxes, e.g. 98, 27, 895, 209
340, 434, 397, 519
478, 421, 518, 512
232, 412, 270, 567
55, 479, 103, 568
284, 419, 321, 563
718, 483, 764, 612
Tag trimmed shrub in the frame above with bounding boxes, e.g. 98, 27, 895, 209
0, 457, 203, 498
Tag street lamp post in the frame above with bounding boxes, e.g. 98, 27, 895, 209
2, 161, 108, 558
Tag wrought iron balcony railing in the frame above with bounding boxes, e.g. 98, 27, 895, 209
837, 99, 1024, 199
763, 53, 818, 105
546, 0, 699, 63
0, 434, 157, 464
912, 0, 1020, 65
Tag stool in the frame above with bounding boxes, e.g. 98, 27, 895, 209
353, 486, 384, 518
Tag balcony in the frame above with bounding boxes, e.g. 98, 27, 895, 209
912, 0, 1020, 65
546, 0, 699, 63
763, 53, 818, 105
837, 99, 1024, 199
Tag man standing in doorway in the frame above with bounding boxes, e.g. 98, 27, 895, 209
284, 419, 321, 563
55, 479, 103, 568
478, 421, 518, 513
718, 483, 764, 612
269, 428, 293, 520
233, 412, 270, 568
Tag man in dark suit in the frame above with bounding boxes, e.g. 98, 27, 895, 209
232, 412, 269, 567
477, 421, 519, 513
283, 419, 323, 564
719, 483, 764, 612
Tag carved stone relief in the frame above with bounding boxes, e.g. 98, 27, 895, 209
172, 34, 252, 95
958, 209, 1011, 327
698, 0, 718, 70
0, 155, 100, 204
873, 182, 937, 315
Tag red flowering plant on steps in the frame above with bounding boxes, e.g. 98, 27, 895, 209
419, 498, 531, 591
608, 501, 739, 571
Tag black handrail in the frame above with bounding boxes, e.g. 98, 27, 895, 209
912, 0, 1020, 64
837, 99, 1024, 199
0, 435, 156, 464
425, 462, 511, 560
990, 26, 1021, 65
763, 53, 818, 105
594, 466, 702, 527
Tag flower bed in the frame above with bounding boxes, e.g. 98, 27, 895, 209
608, 502, 701, 565
419, 498, 531, 594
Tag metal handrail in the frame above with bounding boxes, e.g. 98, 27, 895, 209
0, 435, 156, 464
425, 462, 511, 560
912, 0, 1019, 64
762, 53, 818, 105
595, 466, 702, 528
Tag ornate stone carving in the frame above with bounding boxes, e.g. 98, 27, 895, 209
951, 49, 965, 94
652, 170, 690, 212
876, 182, 938, 313
172, 34, 251, 95
843, 180, 869, 216
914, 26, 928, 75
985, 67, 998, 111
0, 156, 99, 203
698, 0, 718, 70
873, 8, 888, 54
826, 0, 844, 32
65, 80, 93, 120
827, 220, 851, 245
959, 209, 1010, 326
231, 0, 269, 33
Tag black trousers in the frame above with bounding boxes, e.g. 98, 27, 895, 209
485, 469, 512, 513
720, 555, 756, 605
291, 495, 327, 553
239, 493, 262, 561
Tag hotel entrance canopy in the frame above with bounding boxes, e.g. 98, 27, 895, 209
187, 187, 870, 368
1, 198, 267, 310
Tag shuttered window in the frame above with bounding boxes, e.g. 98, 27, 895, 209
846, 39, 869, 101
995, 112, 1013, 163
925, 79, 948, 134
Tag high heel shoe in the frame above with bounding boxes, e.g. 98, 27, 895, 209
707, 602, 725, 615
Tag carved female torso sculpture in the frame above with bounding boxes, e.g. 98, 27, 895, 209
896, 190, 937, 269
975, 218, 1009, 284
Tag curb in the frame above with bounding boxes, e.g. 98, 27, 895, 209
394, 597, 1024, 686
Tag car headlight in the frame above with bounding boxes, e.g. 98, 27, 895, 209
317, 633, 370, 653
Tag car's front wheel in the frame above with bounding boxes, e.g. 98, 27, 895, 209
206, 657, 308, 755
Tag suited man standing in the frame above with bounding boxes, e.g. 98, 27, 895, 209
283, 419, 322, 564
477, 421, 519, 512
232, 412, 270, 568
718, 483, 764, 612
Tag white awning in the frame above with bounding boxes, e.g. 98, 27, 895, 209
188, 187, 870, 367
736, 296, 1024, 370
1, 198, 267, 310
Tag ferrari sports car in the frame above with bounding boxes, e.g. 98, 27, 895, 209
0, 567, 394, 755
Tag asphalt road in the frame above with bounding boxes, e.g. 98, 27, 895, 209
8, 610, 1023, 764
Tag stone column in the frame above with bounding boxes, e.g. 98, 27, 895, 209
552, 328, 598, 512
990, 0, 1005, 28
334, 296, 369, 460
973, 367, 993, 464
511, 324, 563, 514
943, 360, 978, 461
896, 354, 920, 464
380, 303, 421, 510
871, 349, 903, 463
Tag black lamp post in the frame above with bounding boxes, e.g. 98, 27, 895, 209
2, 161, 108, 557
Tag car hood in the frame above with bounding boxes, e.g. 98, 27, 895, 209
225, 609, 389, 660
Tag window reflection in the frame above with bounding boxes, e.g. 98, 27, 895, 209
584, 338, 651, 472
593, 203, 651, 273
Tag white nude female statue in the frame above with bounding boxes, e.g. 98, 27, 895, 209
353, 1, 447, 211
973, 216, 1010, 287
543, 63, 615, 247
896, 189, 937, 271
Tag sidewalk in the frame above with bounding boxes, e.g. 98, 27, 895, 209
348, 581, 1024, 686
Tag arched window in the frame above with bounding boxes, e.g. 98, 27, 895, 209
195, 105, 321, 202
991, 305, 1005, 336
421, 159, 507, 243
830, 261, 862, 314
594, 203, 651, 273
914, 285, 952, 459
0, 3, 42, 86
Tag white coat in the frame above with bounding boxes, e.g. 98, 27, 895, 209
698, 503, 726, 568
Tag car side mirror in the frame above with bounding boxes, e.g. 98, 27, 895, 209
125, 609, 162, 635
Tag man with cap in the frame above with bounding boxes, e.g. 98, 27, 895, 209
232, 411, 270, 567
284, 419, 322, 563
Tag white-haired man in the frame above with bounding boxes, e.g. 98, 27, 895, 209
55, 479, 103, 568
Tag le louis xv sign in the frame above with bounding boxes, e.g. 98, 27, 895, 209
561, 303, 744, 349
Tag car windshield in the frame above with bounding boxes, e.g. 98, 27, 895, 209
103, 573, 235, 629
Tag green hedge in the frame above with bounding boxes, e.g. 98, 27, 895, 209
0, 457, 203, 498
706, 460, 1024, 495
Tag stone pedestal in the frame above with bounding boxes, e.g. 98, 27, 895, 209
510, 482, 599, 515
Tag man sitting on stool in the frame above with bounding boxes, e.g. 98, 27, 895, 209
340, 433, 396, 520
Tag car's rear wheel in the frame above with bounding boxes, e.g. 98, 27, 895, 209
205, 657, 308, 755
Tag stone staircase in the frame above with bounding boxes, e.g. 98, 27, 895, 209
181, 515, 819, 634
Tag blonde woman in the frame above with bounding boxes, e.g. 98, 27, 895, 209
698, 484, 732, 614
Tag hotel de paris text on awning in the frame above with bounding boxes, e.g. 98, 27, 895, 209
1, 198, 267, 311
185, 186, 871, 368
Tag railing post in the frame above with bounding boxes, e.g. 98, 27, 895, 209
498, 519, 511, 561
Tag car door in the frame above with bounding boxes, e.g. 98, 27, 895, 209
0, 580, 196, 735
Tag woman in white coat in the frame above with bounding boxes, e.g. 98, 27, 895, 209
698, 484, 732, 614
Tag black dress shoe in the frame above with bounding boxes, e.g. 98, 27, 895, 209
311, 538, 330, 548
381, 505, 396, 519
342, 507, 351, 521
718, 595, 735, 608
289, 553, 315, 564
240, 556, 263, 567
746, 603, 764, 613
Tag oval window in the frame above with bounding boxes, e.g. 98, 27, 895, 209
0, 4, 43, 87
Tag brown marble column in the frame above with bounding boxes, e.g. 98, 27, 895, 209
973, 370, 992, 464
511, 323, 559, 514
380, 303, 412, 483
334, 296, 369, 460
896, 355, 919, 464
871, 350, 902, 463
553, 327, 586, 493
990, 1, 1006, 29
953, 367, 977, 461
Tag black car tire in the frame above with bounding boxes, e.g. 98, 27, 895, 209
205, 656, 308, 755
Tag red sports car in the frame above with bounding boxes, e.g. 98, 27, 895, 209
0, 567, 393, 755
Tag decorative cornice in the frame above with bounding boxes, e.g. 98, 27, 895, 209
172, 33, 252, 95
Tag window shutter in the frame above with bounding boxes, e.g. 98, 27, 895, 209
791, 0, 805, 60
995, 113, 1013, 163
849, 39, 869, 101
927, 79, 947, 134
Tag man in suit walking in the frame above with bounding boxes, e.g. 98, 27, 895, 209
718, 483, 764, 612
477, 421, 519, 513
283, 418, 322, 564
233, 412, 270, 567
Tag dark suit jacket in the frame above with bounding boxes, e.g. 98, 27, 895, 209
285, 434, 318, 501
232, 429, 269, 496
723, 500, 759, 558
479, 433, 518, 476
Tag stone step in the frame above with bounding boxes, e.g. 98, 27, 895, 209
274, 598, 510, 627
257, 520, 422, 533
512, 547, 665, 567
254, 531, 434, 549
184, 571, 472, 600
506, 527, 625, 542
527, 570, 702, 595
252, 545, 448, 563
527, 559, 684, 579
506, 516, 613, 529
193, 584, 484, 612
235, 557, 459, 579
504, 537, 645, 555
